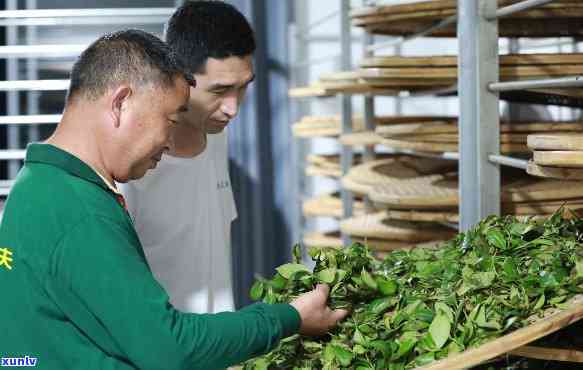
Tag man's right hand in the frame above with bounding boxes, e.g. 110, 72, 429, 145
290, 284, 349, 336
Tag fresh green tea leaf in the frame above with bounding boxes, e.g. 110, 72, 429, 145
429, 314, 451, 350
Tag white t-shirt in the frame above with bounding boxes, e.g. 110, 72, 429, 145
119, 131, 237, 313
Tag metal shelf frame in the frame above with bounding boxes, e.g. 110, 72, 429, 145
458, 0, 581, 230
339, 0, 354, 245
0, 4, 176, 181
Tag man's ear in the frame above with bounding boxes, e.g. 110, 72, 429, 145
109, 86, 132, 128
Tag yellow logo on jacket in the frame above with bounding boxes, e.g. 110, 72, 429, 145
0, 247, 13, 270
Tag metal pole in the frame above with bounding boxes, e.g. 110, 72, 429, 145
6, 0, 20, 178
490, 0, 555, 20
362, 44, 375, 162
289, 0, 310, 252
489, 155, 528, 170
362, 1, 375, 212
489, 76, 583, 92
458, 0, 500, 231
26, 0, 40, 143
340, 0, 353, 246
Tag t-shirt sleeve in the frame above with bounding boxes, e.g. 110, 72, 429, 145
52, 216, 300, 370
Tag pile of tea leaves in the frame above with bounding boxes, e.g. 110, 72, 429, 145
244, 212, 583, 370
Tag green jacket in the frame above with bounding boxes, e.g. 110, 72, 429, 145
0, 143, 300, 370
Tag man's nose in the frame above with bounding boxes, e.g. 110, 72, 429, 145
221, 96, 239, 119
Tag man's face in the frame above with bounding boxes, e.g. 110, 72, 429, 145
190, 55, 254, 134
117, 77, 190, 182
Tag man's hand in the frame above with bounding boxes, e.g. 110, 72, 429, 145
290, 284, 349, 336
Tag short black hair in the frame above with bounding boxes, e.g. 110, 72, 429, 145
165, 1, 256, 74
68, 29, 194, 102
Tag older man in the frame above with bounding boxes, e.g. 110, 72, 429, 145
0, 29, 346, 370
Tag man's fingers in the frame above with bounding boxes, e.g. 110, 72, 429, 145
331, 308, 349, 322
316, 283, 330, 296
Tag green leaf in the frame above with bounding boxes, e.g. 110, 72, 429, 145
270, 273, 287, 290
392, 338, 416, 360
332, 345, 353, 366
275, 263, 310, 279
509, 223, 534, 236
323, 343, 335, 365
302, 340, 323, 353
369, 297, 394, 315
576, 258, 583, 279
377, 277, 398, 296
361, 269, 378, 290
252, 358, 269, 370
533, 293, 545, 311
353, 329, 368, 346
429, 313, 451, 349
434, 302, 454, 323
249, 281, 264, 301
353, 344, 367, 355
358, 324, 376, 335
316, 268, 337, 284
502, 258, 519, 281
292, 244, 302, 264
475, 271, 496, 289
415, 352, 435, 366
486, 228, 507, 250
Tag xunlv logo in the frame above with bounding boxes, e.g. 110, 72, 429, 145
1, 356, 38, 367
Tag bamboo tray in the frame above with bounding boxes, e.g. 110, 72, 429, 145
417, 295, 583, 370
303, 231, 343, 249
528, 133, 583, 151
289, 82, 399, 98
383, 202, 583, 223
303, 231, 428, 252
306, 154, 370, 178
361, 53, 583, 69
340, 211, 456, 242
381, 137, 529, 153
339, 131, 383, 146
351, 0, 583, 38
384, 132, 529, 144
305, 165, 342, 178
509, 345, 583, 363
360, 65, 583, 82
532, 150, 583, 168
377, 120, 583, 138
292, 117, 366, 138
527, 161, 583, 180
302, 193, 367, 219
351, 237, 426, 252
342, 157, 456, 196
293, 115, 443, 138
370, 175, 583, 209
305, 154, 348, 179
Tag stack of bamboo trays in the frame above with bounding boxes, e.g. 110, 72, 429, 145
375, 116, 583, 154
302, 192, 367, 219
358, 53, 583, 101
305, 154, 354, 179
351, 0, 583, 38
338, 155, 457, 252
290, 53, 583, 100
294, 114, 384, 249
527, 133, 583, 180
